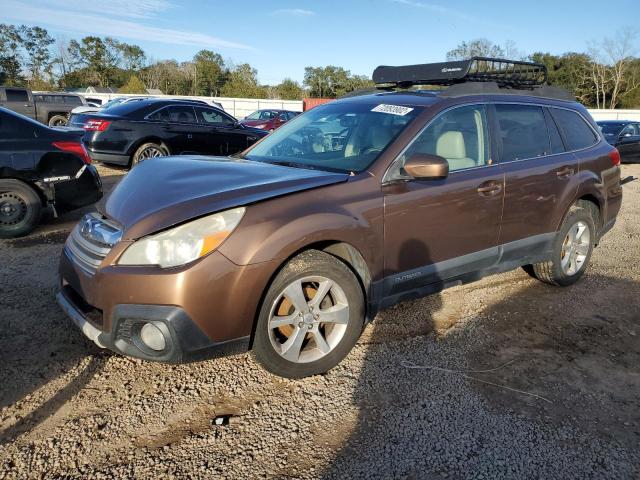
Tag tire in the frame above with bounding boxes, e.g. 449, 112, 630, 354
48, 115, 68, 127
131, 142, 170, 166
0, 179, 43, 238
253, 250, 365, 378
524, 201, 597, 286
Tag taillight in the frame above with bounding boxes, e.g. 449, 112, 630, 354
52, 141, 92, 164
609, 148, 621, 166
83, 119, 110, 132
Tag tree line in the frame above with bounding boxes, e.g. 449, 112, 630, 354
1, 23, 638, 107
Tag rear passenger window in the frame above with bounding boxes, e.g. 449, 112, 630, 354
550, 108, 598, 151
397, 104, 490, 174
495, 104, 549, 162
5, 89, 29, 102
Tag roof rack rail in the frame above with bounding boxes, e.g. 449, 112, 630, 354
373, 57, 547, 88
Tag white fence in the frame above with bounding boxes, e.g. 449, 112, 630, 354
77, 93, 640, 122
587, 109, 640, 121
78, 93, 303, 119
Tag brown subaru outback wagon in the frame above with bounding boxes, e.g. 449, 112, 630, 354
58, 58, 622, 378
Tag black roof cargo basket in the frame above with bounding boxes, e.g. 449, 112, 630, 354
371, 57, 575, 101
373, 57, 547, 88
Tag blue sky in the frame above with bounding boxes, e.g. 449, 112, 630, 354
2, 0, 638, 85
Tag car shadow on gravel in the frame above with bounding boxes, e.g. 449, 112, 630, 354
322, 269, 640, 478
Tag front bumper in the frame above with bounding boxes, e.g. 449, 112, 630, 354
57, 285, 249, 363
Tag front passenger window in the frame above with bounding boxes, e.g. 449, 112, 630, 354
395, 104, 490, 176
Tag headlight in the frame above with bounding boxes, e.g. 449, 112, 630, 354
118, 207, 245, 268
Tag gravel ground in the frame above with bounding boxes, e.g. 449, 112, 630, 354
0, 164, 639, 479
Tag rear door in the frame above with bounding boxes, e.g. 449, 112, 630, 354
148, 105, 198, 154
1, 89, 35, 119
495, 103, 581, 252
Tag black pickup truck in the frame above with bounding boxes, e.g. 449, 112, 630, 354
0, 87, 86, 127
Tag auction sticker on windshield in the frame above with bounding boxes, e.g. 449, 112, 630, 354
371, 104, 414, 116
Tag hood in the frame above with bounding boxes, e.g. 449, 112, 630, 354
99, 156, 349, 239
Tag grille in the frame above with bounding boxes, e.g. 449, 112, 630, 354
64, 213, 122, 276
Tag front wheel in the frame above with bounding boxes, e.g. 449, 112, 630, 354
0, 179, 42, 238
525, 202, 596, 286
253, 250, 365, 378
48, 115, 68, 127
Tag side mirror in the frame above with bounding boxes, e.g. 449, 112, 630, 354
621, 132, 633, 138
403, 153, 449, 180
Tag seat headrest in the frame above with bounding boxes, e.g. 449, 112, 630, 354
436, 131, 467, 160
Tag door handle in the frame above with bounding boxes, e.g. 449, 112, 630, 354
556, 167, 575, 179
477, 182, 502, 196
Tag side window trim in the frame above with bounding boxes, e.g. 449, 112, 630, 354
543, 107, 566, 154
383, 102, 494, 183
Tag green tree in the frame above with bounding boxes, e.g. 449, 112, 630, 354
20, 25, 54, 87
119, 74, 146, 94
446, 39, 505, 60
530, 52, 595, 106
118, 43, 146, 71
220, 63, 266, 98
193, 49, 225, 96
275, 78, 304, 100
68, 36, 122, 87
0, 24, 24, 86
304, 66, 371, 98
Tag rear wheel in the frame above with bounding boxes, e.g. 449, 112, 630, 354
253, 250, 365, 378
0, 179, 42, 238
524, 202, 596, 286
131, 142, 169, 166
48, 115, 68, 127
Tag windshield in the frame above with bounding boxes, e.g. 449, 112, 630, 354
246, 110, 276, 120
244, 102, 420, 173
598, 123, 624, 136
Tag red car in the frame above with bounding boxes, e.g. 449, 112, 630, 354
240, 109, 299, 131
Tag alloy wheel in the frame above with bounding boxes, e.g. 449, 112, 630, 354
138, 146, 166, 161
560, 220, 591, 276
268, 276, 349, 363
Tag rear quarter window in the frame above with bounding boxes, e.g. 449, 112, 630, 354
551, 108, 598, 151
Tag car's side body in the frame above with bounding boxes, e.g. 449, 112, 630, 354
0, 87, 84, 126
69, 100, 268, 165
241, 110, 300, 131
57, 87, 622, 365
597, 120, 640, 162
0, 107, 102, 218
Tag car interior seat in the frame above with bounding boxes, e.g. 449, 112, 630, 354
436, 131, 477, 170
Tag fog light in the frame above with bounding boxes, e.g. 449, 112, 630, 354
140, 323, 166, 351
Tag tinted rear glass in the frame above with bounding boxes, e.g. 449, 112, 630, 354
101, 101, 151, 117
495, 104, 550, 162
552, 108, 598, 151
598, 123, 625, 136
5, 89, 29, 102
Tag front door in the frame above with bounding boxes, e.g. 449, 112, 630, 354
195, 106, 249, 155
382, 104, 503, 299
